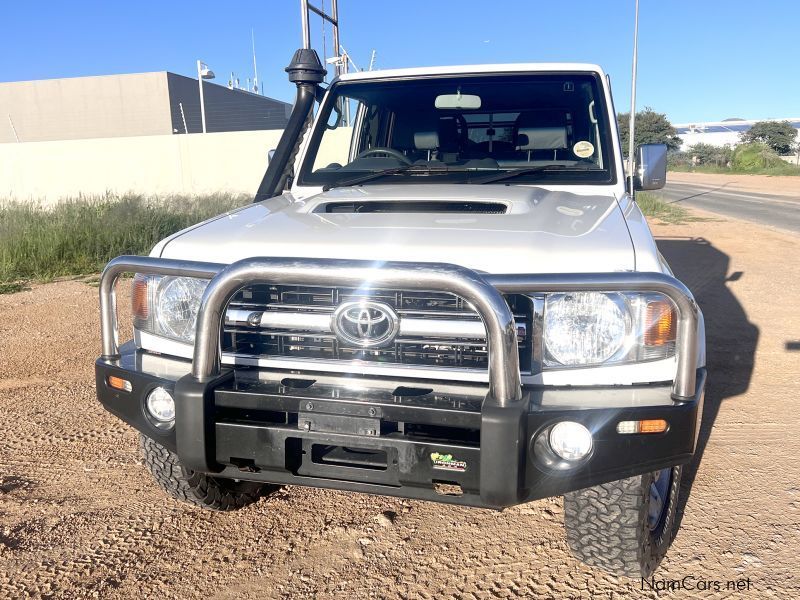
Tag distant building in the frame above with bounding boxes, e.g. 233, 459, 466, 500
0, 72, 292, 143
674, 117, 800, 152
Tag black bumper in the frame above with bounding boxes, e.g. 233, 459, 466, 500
97, 346, 705, 509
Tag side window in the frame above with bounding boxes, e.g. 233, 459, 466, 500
355, 104, 389, 156
312, 98, 359, 171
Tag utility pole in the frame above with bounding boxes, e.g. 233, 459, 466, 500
628, 0, 640, 195
196, 60, 216, 133
252, 29, 260, 94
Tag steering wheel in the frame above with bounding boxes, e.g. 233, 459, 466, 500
356, 147, 412, 165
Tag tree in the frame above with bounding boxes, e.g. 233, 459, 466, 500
617, 107, 682, 154
740, 121, 798, 155
686, 143, 733, 167
732, 143, 784, 170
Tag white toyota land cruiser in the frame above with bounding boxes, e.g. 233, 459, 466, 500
96, 49, 706, 577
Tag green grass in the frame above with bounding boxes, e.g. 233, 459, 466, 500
636, 192, 706, 224
670, 143, 800, 176
0, 281, 27, 294
0, 193, 248, 291
0, 191, 705, 295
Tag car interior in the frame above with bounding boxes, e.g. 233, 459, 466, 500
308, 74, 609, 175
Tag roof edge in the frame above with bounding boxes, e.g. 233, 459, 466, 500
335, 63, 606, 83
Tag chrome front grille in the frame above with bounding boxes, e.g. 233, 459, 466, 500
222, 284, 533, 371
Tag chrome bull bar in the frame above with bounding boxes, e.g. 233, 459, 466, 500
99, 256, 699, 402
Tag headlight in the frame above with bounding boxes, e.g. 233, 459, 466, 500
133, 275, 208, 343
544, 292, 628, 365
543, 292, 676, 367
156, 277, 208, 341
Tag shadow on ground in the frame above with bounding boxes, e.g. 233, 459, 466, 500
663, 183, 733, 205
656, 236, 759, 529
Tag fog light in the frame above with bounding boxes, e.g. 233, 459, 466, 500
549, 421, 593, 461
146, 387, 175, 423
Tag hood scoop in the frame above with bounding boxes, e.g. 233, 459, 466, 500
317, 200, 508, 214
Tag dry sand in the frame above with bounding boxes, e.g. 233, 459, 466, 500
1, 209, 798, 598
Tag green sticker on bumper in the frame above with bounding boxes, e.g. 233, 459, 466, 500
430, 452, 467, 472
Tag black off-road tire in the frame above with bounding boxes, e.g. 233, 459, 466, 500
563, 465, 682, 577
139, 435, 279, 511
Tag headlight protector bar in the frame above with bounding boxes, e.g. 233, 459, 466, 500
100, 256, 699, 401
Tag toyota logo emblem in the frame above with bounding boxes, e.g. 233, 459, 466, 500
331, 300, 400, 348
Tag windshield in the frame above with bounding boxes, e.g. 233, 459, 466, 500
297, 72, 617, 189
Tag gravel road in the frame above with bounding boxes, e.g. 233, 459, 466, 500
1, 209, 798, 599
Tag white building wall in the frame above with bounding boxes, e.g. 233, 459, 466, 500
675, 118, 800, 151
676, 130, 741, 150
0, 130, 284, 203
0, 127, 356, 204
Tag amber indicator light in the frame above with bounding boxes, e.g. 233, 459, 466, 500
132, 276, 149, 319
639, 419, 668, 434
107, 376, 132, 392
644, 300, 676, 346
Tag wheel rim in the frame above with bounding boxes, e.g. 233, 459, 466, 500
648, 467, 672, 531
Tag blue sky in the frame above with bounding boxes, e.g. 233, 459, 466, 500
1, 0, 798, 123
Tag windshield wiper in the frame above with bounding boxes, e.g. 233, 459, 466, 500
323, 164, 446, 191
469, 164, 567, 185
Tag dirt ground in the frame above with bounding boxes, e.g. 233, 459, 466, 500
668, 171, 800, 199
1, 208, 799, 599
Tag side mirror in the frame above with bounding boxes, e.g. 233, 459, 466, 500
267, 149, 276, 164
633, 143, 667, 190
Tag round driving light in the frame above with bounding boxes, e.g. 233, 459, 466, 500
549, 421, 593, 461
146, 387, 175, 423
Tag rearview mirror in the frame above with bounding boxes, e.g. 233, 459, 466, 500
435, 93, 481, 110
634, 143, 667, 191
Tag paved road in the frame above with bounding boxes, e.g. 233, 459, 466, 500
657, 181, 800, 234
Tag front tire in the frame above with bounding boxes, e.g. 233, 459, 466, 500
563, 466, 682, 577
139, 435, 280, 511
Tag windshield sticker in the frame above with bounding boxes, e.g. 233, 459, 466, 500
431, 452, 467, 472
573, 141, 595, 158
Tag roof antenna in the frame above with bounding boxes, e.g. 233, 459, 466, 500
627, 0, 640, 196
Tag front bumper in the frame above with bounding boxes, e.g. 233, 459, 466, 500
97, 255, 703, 509
97, 345, 705, 509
